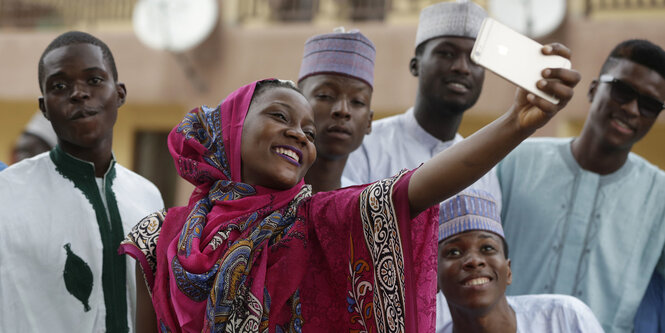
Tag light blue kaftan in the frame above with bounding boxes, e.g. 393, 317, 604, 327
497, 137, 665, 333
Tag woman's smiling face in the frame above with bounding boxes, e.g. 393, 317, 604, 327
241, 86, 317, 190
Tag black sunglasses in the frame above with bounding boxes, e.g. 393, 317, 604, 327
599, 74, 665, 119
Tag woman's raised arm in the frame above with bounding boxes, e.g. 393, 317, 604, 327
408, 43, 581, 217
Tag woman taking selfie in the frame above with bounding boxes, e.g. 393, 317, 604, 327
121, 47, 578, 332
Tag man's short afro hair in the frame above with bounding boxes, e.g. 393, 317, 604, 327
599, 39, 665, 80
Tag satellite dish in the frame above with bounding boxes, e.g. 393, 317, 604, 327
488, 0, 566, 39
133, 0, 218, 52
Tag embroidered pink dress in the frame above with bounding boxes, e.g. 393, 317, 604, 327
119, 81, 437, 333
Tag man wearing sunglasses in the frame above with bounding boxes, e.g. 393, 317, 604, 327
496, 39, 665, 333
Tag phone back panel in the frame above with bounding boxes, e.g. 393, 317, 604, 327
471, 18, 571, 104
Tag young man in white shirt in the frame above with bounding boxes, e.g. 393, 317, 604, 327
437, 190, 603, 333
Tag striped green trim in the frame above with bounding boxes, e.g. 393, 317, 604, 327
50, 146, 128, 333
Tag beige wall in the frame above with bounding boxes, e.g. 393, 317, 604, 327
2, 15, 665, 172
0, 101, 37, 163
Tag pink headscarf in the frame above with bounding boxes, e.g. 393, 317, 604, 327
121, 79, 438, 332
151, 80, 308, 331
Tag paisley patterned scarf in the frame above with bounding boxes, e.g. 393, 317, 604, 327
139, 81, 309, 332
120, 79, 439, 332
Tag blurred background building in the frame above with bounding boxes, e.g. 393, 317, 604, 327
1, 0, 664, 207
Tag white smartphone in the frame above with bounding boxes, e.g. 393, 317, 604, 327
470, 17, 571, 104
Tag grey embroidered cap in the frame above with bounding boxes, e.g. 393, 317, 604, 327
415, 0, 488, 48
298, 27, 376, 88
438, 189, 503, 242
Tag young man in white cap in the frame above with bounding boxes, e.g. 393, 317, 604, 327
437, 190, 603, 332
343, 0, 502, 209
298, 28, 375, 192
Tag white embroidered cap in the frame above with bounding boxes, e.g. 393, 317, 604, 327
415, 0, 488, 48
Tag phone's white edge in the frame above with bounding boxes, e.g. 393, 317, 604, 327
470, 19, 491, 66
471, 17, 569, 105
